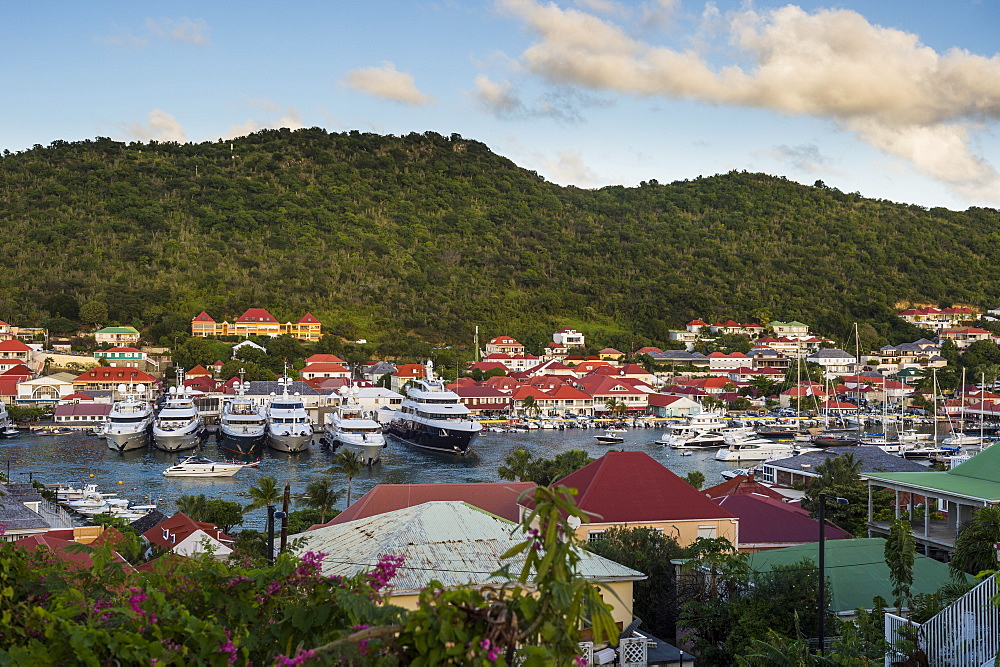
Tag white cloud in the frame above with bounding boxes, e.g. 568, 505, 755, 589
144, 17, 210, 45
498, 0, 1000, 203
769, 143, 831, 174
472, 74, 525, 116
121, 109, 188, 142
542, 148, 602, 187
100, 17, 209, 48
342, 62, 435, 106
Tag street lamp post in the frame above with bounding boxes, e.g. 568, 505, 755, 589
817, 492, 849, 655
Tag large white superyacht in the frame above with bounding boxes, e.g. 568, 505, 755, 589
386, 361, 481, 455
152, 386, 206, 452
105, 384, 154, 452
265, 377, 313, 453
322, 385, 386, 464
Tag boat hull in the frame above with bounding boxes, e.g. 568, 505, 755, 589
106, 429, 150, 452
152, 425, 205, 452
218, 430, 265, 456
266, 431, 313, 453
387, 419, 478, 455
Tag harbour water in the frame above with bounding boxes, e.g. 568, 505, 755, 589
2, 425, 731, 528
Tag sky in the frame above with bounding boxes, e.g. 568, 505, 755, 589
3, 1, 999, 211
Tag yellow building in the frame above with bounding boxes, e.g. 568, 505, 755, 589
191, 309, 322, 341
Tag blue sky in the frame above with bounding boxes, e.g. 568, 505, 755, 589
3, 1, 998, 210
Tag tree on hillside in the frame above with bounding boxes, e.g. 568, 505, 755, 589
79, 300, 108, 326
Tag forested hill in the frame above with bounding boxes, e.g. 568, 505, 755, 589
1, 128, 998, 351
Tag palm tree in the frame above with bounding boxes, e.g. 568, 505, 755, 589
175, 493, 209, 520
521, 395, 540, 418
329, 450, 362, 506
245, 475, 282, 511
949, 505, 1000, 577
298, 478, 344, 523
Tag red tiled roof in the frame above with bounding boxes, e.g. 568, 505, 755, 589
142, 513, 232, 550
236, 308, 277, 323
102, 347, 142, 354
0, 377, 18, 396
73, 367, 157, 383
192, 311, 215, 322
301, 362, 349, 374
315, 482, 536, 528
298, 313, 320, 324
713, 494, 851, 545
305, 354, 346, 364
703, 475, 786, 501
393, 364, 426, 378
186, 364, 212, 376
551, 451, 736, 522
1, 364, 34, 377
0, 340, 32, 352
598, 348, 623, 355
488, 336, 522, 346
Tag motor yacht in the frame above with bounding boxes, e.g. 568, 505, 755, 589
218, 377, 266, 456
322, 385, 386, 464
152, 387, 206, 452
105, 384, 154, 452
386, 360, 481, 455
162, 455, 249, 477
265, 377, 313, 453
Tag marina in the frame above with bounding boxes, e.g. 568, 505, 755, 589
4, 421, 735, 527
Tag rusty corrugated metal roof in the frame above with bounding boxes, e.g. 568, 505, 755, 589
291, 501, 643, 594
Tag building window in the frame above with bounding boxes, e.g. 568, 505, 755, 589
697, 526, 717, 539
588, 530, 606, 543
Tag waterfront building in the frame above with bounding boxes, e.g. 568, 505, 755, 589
71, 367, 159, 400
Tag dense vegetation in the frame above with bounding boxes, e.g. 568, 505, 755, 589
2, 129, 998, 351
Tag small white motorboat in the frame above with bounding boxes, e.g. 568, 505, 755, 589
594, 430, 625, 444
162, 455, 249, 477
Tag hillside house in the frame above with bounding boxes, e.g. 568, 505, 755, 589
552, 327, 585, 348
94, 326, 140, 345
483, 335, 525, 356
141, 513, 233, 559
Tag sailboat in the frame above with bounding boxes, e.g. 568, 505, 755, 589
942, 368, 982, 446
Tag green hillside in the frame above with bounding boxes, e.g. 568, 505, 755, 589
1, 128, 998, 351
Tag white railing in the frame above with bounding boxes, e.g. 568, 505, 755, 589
885, 574, 999, 666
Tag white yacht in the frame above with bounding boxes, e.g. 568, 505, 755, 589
386, 360, 481, 455
265, 377, 313, 453
152, 387, 206, 452
105, 384, 154, 452
322, 385, 386, 464
218, 377, 267, 456
162, 455, 248, 477
0, 402, 16, 437
714, 437, 797, 462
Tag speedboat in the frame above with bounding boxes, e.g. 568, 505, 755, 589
218, 377, 267, 456
162, 455, 249, 477
105, 384, 154, 452
152, 387, 206, 452
386, 360, 481, 455
322, 385, 386, 464
594, 430, 625, 444
265, 378, 313, 453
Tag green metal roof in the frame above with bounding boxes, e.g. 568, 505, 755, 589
867, 445, 1000, 502
746, 538, 965, 612
771, 321, 808, 327
96, 326, 139, 334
